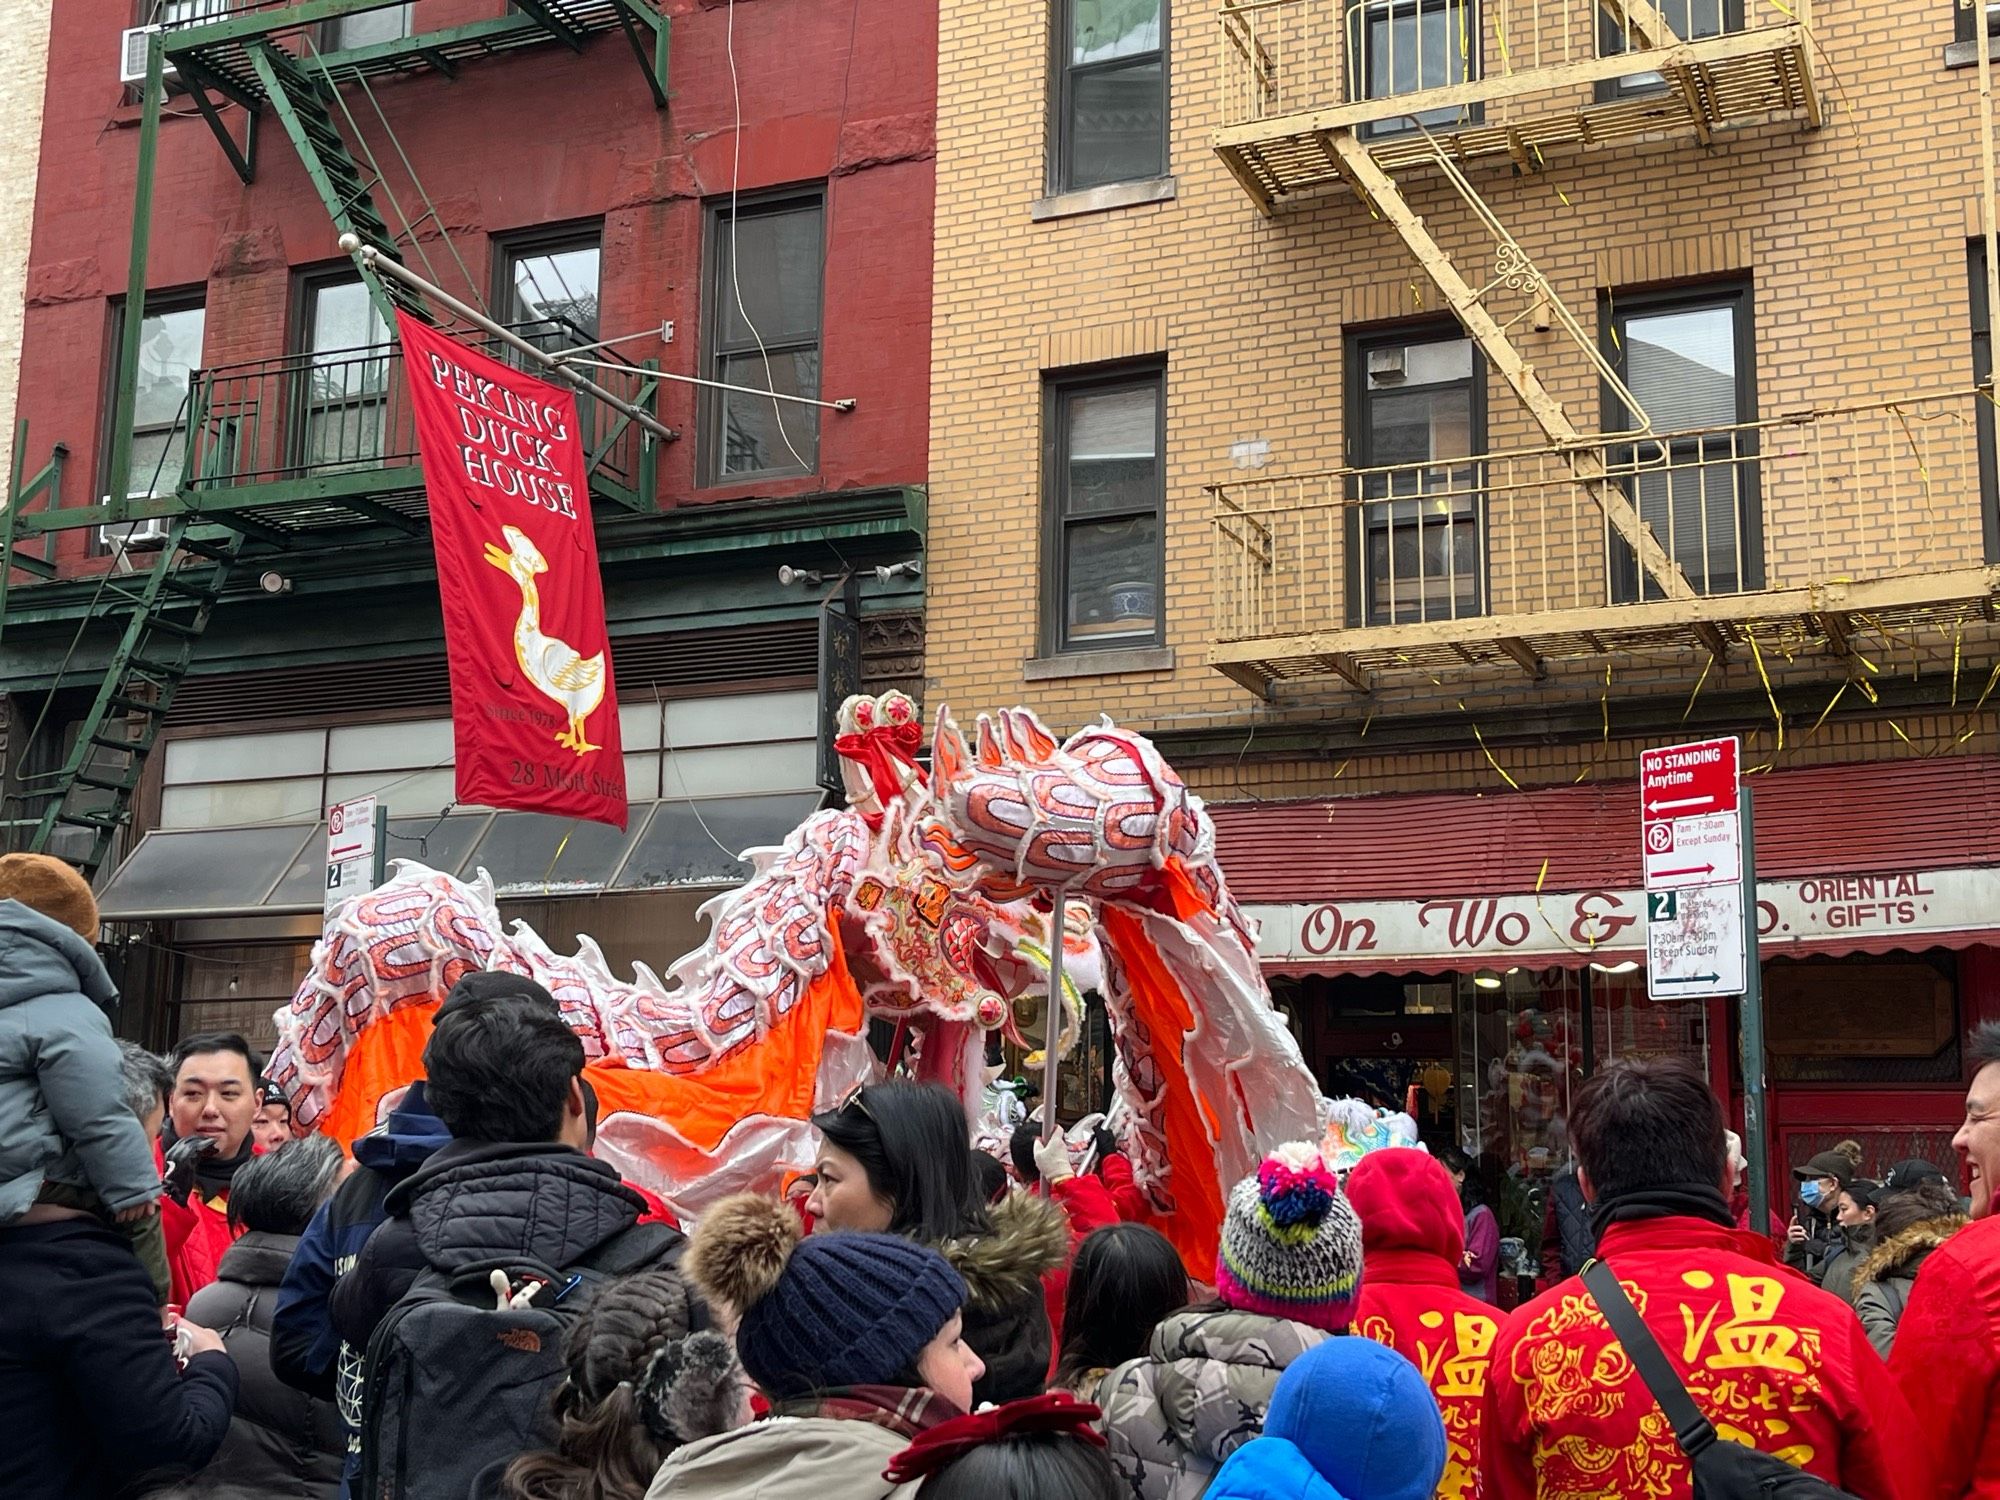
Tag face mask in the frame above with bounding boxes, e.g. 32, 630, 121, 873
1799, 1180, 1827, 1209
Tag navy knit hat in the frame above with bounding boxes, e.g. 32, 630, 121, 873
687, 1195, 966, 1401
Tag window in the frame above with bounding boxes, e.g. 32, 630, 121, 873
160, 0, 233, 22
498, 228, 602, 354
1045, 367, 1165, 652
702, 193, 823, 484
1599, 0, 1736, 96
1053, 0, 1167, 192
1346, 0, 1477, 135
1348, 331, 1484, 625
1603, 282, 1760, 602
1959, 0, 2000, 44
1972, 241, 1999, 561
113, 299, 205, 500
325, 4, 410, 50
295, 274, 390, 473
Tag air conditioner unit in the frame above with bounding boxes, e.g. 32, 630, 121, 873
96, 516, 173, 558
119, 26, 178, 87
1366, 346, 1408, 384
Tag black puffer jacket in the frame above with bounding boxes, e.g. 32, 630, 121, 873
327, 1140, 676, 1354
942, 1189, 1068, 1406
147, 1232, 343, 1499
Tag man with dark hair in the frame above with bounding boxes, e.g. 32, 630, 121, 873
162, 1031, 263, 1302
1891, 1020, 2000, 1497
326, 995, 681, 1416
1483, 1058, 1923, 1500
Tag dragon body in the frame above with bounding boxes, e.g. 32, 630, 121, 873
265, 695, 1326, 1265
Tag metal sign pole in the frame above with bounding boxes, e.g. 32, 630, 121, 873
1738, 785, 1771, 1235
1041, 892, 1073, 1147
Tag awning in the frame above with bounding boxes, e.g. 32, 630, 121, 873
1210, 756, 2000, 976
97, 792, 823, 922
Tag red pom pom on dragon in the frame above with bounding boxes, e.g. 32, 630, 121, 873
264, 695, 1328, 1267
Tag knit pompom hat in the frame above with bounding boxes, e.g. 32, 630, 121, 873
1214, 1142, 1363, 1334
0, 853, 99, 943
687, 1193, 967, 1402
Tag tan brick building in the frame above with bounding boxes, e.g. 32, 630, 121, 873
0, 0, 54, 495
929, 0, 2000, 1267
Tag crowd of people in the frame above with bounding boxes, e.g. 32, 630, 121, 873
2, 848, 1999, 1500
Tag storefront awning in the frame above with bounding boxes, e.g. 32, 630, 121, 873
1211, 757, 2000, 976
96, 792, 823, 922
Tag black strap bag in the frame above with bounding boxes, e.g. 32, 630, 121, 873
1580, 1258, 1864, 1500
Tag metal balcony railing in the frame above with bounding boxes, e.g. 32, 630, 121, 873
1208, 390, 1999, 689
1215, 0, 1816, 196
181, 319, 658, 502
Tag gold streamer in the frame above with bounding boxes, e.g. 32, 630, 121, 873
1887, 720, 1915, 748
1466, 715, 1521, 791
1745, 627, 1784, 755
1806, 681, 1848, 739
540, 823, 577, 896
1953, 620, 1965, 707
1681, 656, 1713, 720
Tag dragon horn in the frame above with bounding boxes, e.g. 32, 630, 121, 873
975, 714, 1005, 769
1002, 708, 1060, 764
931, 706, 969, 785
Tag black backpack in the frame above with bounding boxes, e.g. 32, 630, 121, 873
356, 1221, 682, 1500
1581, 1259, 1862, 1500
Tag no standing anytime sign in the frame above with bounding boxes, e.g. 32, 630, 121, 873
1640, 737, 1747, 999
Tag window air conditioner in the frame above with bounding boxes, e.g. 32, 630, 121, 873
119, 27, 178, 87
96, 516, 173, 558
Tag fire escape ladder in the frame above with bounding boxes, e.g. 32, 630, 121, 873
24, 521, 247, 878
243, 40, 427, 325
1326, 130, 1696, 603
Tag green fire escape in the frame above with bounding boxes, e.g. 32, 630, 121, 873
1, 0, 673, 875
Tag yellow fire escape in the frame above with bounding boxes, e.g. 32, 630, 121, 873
1206, 0, 2000, 698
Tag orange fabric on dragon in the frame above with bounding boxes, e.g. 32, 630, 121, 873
1099, 904, 1225, 1276
586, 920, 867, 1153
313, 923, 864, 1159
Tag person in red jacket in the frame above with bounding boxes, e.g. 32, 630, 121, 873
1012, 1120, 1148, 1359
1482, 1058, 1928, 1500
160, 1031, 262, 1304
1891, 1020, 2000, 1498
1348, 1147, 1499, 1499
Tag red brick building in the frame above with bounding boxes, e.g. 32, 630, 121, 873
1, 0, 935, 1049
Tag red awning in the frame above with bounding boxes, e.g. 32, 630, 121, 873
1210, 756, 2000, 903
1210, 757, 2000, 975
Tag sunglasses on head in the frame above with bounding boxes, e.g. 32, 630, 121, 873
836, 1082, 875, 1123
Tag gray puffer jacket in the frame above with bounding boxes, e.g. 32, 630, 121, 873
0, 899, 159, 1221
1096, 1304, 1330, 1500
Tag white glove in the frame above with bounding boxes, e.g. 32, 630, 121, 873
1033, 1132, 1074, 1185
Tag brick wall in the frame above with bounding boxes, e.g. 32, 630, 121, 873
0, 0, 53, 497
928, 0, 2000, 796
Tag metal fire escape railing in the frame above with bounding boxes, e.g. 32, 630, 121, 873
0, 2, 675, 873
1205, 390, 2000, 697
1208, 0, 1824, 640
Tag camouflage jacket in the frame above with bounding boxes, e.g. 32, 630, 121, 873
1096, 1305, 1329, 1500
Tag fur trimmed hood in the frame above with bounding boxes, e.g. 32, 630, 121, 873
1852, 1215, 1967, 1290
941, 1186, 1068, 1310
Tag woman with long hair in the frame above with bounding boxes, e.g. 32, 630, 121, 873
497, 1269, 744, 1500
807, 1082, 1066, 1405
1052, 1224, 1189, 1400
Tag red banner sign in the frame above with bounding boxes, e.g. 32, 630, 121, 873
398, 313, 627, 829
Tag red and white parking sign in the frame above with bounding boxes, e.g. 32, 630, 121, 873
1640, 737, 1741, 891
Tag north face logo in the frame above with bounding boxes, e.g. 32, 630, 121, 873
497, 1328, 543, 1354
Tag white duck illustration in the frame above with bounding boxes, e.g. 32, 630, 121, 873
482, 524, 607, 756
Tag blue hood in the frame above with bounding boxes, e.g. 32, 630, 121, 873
350, 1080, 452, 1174
1215, 1338, 1446, 1500
0, 900, 116, 1015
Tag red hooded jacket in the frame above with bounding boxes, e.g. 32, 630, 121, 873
1890, 1213, 2000, 1498
1482, 1215, 1929, 1500
1043, 1152, 1145, 1361
1348, 1149, 1499, 1500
